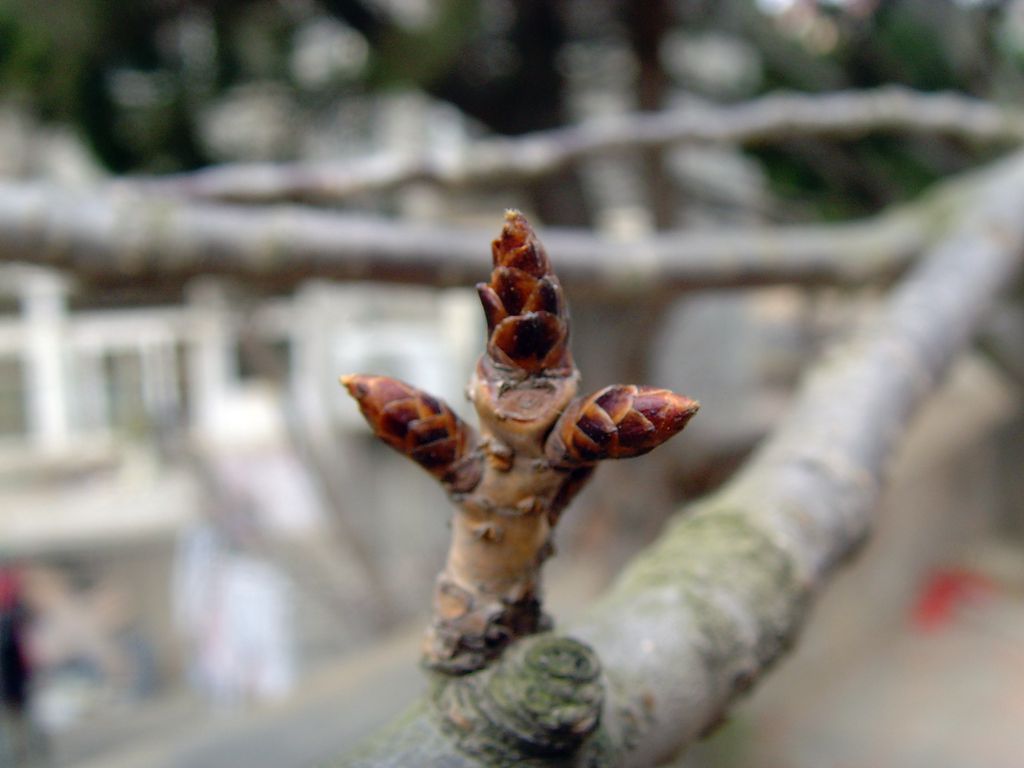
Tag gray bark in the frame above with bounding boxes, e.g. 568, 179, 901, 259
150, 86, 1024, 204
0, 173, 961, 298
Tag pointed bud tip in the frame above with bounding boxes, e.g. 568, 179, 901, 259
673, 394, 700, 413
644, 389, 700, 430
669, 397, 699, 431
339, 374, 368, 398
497, 209, 536, 249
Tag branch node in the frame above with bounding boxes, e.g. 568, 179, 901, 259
342, 212, 698, 674
433, 635, 616, 764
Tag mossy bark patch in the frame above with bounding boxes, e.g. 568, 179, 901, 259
433, 635, 618, 767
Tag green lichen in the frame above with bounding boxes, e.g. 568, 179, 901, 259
597, 505, 808, 681
433, 635, 619, 767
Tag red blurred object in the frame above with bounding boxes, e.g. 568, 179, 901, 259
0, 567, 22, 610
0, 565, 32, 710
912, 568, 995, 632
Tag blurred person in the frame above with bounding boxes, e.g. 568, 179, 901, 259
173, 523, 296, 707
0, 565, 46, 766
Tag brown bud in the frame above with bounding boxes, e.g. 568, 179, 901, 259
341, 374, 480, 490
477, 210, 572, 375
546, 384, 699, 466
491, 209, 551, 276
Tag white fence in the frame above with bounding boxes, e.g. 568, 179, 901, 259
0, 265, 479, 463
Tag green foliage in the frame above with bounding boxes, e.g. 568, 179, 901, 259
1, 0, 1023, 215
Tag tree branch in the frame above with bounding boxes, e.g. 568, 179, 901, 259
0, 177, 951, 298
334, 150, 1024, 766
148, 86, 1024, 204
342, 212, 699, 676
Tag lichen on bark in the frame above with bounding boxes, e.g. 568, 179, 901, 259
336, 635, 619, 768
434, 635, 618, 766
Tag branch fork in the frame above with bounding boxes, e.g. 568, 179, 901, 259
342, 210, 698, 674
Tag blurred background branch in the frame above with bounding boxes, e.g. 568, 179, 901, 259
150, 86, 1024, 205
0, 169, 963, 297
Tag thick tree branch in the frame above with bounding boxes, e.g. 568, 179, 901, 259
0, 178, 951, 297
335, 150, 1024, 766
149, 86, 1024, 204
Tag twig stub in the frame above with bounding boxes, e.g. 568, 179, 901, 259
343, 211, 699, 673
434, 635, 613, 763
